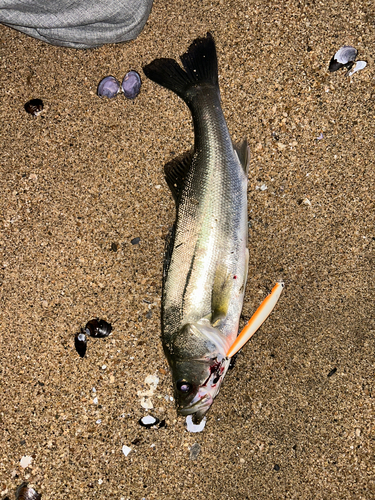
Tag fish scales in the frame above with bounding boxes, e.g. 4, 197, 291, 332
143, 33, 249, 424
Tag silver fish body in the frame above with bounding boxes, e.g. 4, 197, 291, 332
143, 33, 249, 423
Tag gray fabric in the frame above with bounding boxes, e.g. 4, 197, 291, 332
0, 0, 153, 48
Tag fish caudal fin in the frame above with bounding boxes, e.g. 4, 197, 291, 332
143, 33, 219, 101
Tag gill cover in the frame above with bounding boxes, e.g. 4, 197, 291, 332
167, 319, 231, 423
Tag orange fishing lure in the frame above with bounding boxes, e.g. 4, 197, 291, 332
227, 281, 284, 358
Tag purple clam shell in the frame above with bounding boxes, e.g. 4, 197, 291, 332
97, 76, 121, 98
121, 70, 142, 99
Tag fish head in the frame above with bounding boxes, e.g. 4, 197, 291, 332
167, 319, 232, 424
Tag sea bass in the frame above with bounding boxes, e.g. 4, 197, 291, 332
143, 33, 249, 424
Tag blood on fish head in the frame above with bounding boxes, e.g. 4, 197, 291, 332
166, 319, 231, 424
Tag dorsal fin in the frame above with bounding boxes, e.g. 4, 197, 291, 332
233, 138, 250, 175
164, 150, 194, 203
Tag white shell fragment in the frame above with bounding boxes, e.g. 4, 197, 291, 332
186, 415, 207, 433
122, 445, 132, 456
137, 374, 160, 409
20, 456, 33, 468
139, 396, 154, 409
348, 60, 367, 77
329, 46, 357, 72
139, 415, 160, 428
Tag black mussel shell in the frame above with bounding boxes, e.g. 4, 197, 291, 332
24, 99, 44, 116
16, 483, 42, 500
74, 331, 87, 357
85, 318, 112, 338
138, 415, 160, 428
329, 46, 357, 72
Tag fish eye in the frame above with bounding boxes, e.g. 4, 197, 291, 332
176, 379, 192, 393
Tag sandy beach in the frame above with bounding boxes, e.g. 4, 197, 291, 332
0, 0, 374, 498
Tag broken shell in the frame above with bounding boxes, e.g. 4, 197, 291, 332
85, 318, 112, 338
97, 76, 121, 98
329, 46, 357, 72
139, 415, 160, 428
121, 71, 142, 99
348, 60, 367, 77
24, 99, 44, 116
186, 415, 206, 433
74, 331, 87, 357
16, 483, 42, 500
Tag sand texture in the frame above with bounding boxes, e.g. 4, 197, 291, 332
0, 0, 374, 498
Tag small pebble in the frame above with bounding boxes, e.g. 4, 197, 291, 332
274, 464, 280, 471
327, 367, 337, 377
19, 456, 33, 468
189, 443, 201, 460
158, 419, 166, 428
131, 237, 141, 245
122, 445, 132, 457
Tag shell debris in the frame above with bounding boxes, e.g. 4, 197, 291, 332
329, 46, 357, 72
186, 415, 207, 433
16, 483, 41, 500
348, 60, 367, 77
24, 99, 43, 116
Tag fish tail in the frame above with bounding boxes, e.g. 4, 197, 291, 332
143, 32, 218, 102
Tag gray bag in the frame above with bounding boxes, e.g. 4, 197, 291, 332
0, 0, 153, 48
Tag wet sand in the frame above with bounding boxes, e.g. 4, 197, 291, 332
0, 1, 374, 498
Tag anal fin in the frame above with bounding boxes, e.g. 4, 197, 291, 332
164, 150, 193, 203
233, 139, 250, 175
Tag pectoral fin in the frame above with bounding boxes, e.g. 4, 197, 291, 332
211, 268, 233, 326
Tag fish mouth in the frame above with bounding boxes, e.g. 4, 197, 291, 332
178, 393, 213, 423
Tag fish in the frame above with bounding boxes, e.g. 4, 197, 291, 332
143, 33, 249, 424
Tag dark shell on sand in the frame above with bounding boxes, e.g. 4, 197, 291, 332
122, 71, 142, 99
329, 46, 357, 72
97, 76, 121, 98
